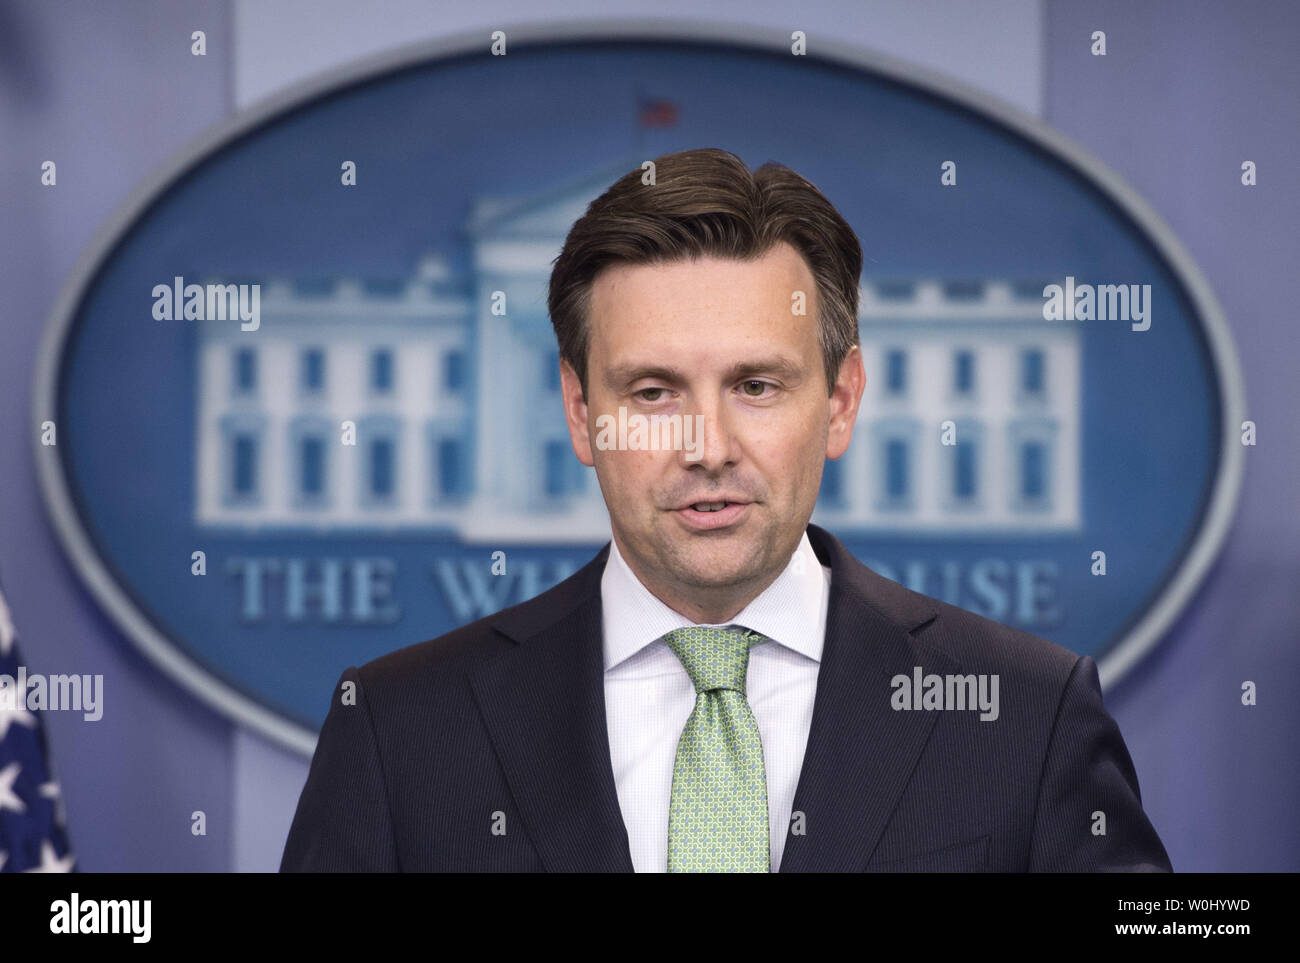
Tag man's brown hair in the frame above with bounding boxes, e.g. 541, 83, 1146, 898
547, 148, 863, 399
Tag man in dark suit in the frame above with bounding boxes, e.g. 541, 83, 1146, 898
281, 148, 1171, 872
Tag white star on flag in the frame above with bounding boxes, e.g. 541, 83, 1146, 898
0, 761, 25, 814
0, 695, 37, 742
23, 839, 75, 873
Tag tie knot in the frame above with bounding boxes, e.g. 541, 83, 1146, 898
663, 625, 760, 694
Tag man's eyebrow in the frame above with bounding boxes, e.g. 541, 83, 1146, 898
602, 357, 805, 391
603, 363, 687, 392
724, 357, 805, 382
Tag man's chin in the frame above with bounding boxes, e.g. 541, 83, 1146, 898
667, 546, 767, 590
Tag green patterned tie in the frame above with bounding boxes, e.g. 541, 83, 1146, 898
663, 625, 770, 872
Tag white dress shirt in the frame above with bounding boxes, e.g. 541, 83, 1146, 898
600, 531, 830, 872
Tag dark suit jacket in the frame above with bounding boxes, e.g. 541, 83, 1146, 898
281, 523, 1172, 872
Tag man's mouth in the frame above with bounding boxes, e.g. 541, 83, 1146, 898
691, 501, 730, 513
679, 498, 749, 511
673, 499, 753, 530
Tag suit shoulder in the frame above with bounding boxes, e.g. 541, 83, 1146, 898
914, 593, 1082, 689
357, 547, 605, 691
356, 609, 507, 689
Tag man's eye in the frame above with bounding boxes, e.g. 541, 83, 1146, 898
740, 380, 771, 397
636, 387, 665, 402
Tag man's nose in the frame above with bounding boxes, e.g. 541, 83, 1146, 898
680, 393, 740, 472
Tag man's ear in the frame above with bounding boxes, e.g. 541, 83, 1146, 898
560, 357, 595, 466
827, 345, 865, 460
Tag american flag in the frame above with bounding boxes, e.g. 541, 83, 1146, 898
0, 581, 75, 872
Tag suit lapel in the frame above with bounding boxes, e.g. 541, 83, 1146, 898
468, 546, 634, 872
779, 525, 957, 872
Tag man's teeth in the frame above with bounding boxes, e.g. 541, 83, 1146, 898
692, 502, 727, 512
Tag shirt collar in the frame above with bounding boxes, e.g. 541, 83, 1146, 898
601, 529, 828, 671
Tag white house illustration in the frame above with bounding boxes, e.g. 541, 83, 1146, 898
193, 159, 1081, 542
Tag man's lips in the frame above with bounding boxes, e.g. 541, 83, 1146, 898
671, 499, 753, 530
671, 497, 752, 511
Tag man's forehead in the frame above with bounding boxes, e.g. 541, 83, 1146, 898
588, 243, 816, 326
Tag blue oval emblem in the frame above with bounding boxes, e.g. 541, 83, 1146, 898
34, 25, 1244, 754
